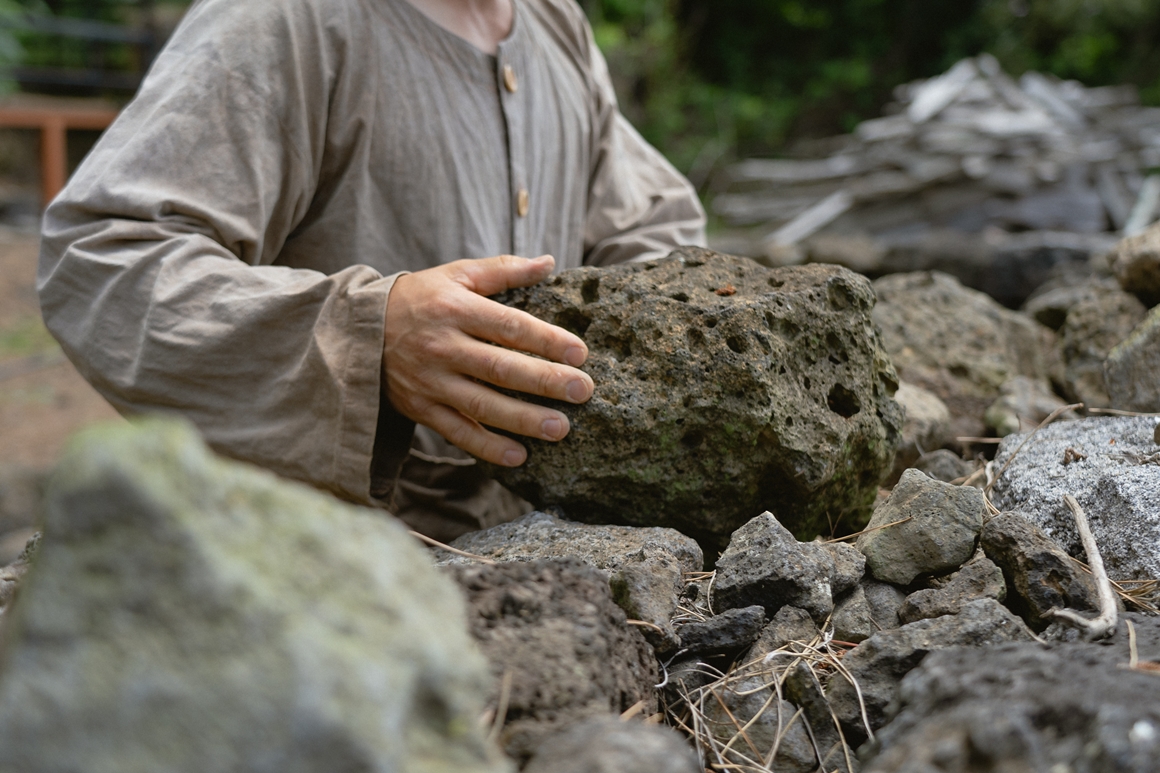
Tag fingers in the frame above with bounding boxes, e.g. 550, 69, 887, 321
455, 254, 556, 297
460, 294, 589, 368
458, 338, 593, 404
442, 377, 571, 443
421, 402, 529, 467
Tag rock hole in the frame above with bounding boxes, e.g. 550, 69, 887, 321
827, 384, 861, 418
786, 416, 794, 427
681, 430, 704, 449
553, 309, 592, 338
768, 278, 785, 289
764, 312, 775, 331
949, 365, 970, 378
726, 335, 748, 354
687, 328, 705, 347
756, 335, 772, 355
581, 277, 601, 304
779, 365, 787, 375
803, 377, 812, 391
671, 292, 690, 302
704, 317, 718, 329
829, 354, 842, 365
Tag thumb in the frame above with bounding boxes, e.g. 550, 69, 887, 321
457, 254, 555, 296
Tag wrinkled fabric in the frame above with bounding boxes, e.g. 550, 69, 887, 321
37, 0, 706, 532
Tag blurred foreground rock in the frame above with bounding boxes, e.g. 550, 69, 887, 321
0, 420, 509, 773
487, 248, 903, 541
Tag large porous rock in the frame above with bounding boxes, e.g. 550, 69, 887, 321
826, 599, 1035, 742
0, 420, 509, 773
863, 615, 1160, 773
1110, 222, 1160, 308
449, 558, 658, 764
872, 271, 1055, 440
442, 510, 702, 651
989, 417, 1160, 580
1056, 282, 1147, 408
981, 512, 1100, 630
524, 717, 700, 773
486, 248, 904, 541
711, 511, 836, 622
1105, 305, 1160, 412
857, 469, 986, 586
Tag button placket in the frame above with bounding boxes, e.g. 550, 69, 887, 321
497, 50, 528, 256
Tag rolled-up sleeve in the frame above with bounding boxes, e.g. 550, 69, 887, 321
582, 27, 707, 267
37, 0, 395, 504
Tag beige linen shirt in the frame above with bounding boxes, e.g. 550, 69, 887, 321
37, 0, 706, 534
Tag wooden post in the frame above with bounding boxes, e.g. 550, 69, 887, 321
41, 115, 68, 209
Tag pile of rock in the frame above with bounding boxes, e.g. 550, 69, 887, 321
712, 55, 1160, 308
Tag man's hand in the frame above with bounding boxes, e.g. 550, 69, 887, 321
383, 255, 594, 467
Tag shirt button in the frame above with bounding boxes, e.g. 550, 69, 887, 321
517, 188, 529, 217
503, 64, 518, 93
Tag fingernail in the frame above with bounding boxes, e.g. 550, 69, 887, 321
541, 417, 564, 439
502, 449, 525, 466
566, 379, 590, 403
565, 345, 587, 367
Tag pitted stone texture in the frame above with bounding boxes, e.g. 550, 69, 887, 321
864, 616, 1160, 773
898, 553, 1006, 625
873, 271, 1055, 440
0, 420, 509, 773
1106, 305, 1160, 413
524, 718, 701, 773
675, 606, 765, 657
485, 249, 903, 540
981, 512, 1100, 629
857, 469, 985, 586
826, 599, 1035, 742
989, 417, 1160, 580
1111, 222, 1160, 307
450, 558, 658, 764
1056, 283, 1146, 408
712, 512, 835, 622
443, 510, 702, 651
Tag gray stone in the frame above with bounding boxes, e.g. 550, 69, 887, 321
862, 579, 908, 632
891, 381, 953, 481
712, 512, 836, 622
784, 663, 852, 773
1106, 305, 1160, 412
1056, 283, 1146, 408
523, 718, 700, 773
443, 510, 702, 651
826, 599, 1035, 741
675, 605, 765, 657
1111, 222, 1160, 307
872, 271, 1055, 440
989, 417, 1160, 580
750, 606, 819, 658
702, 676, 817, 773
863, 615, 1160, 773
857, 469, 985, 586
981, 512, 1100, 630
912, 449, 975, 483
0, 420, 509, 773
898, 553, 1006, 624
1022, 274, 1123, 331
984, 375, 1077, 438
822, 541, 866, 596
486, 249, 904, 541
832, 584, 876, 644
449, 558, 658, 763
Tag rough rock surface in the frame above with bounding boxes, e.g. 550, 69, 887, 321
449, 558, 658, 763
898, 553, 1006, 625
891, 381, 953, 480
872, 271, 1055, 440
750, 606, 819, 657
523, 718, 701, 773
989, 417, 1160, 580
1056, 283, 1147, 408
1106, 305, 1160, 412
443, 510, 702, 650
703, 676, 817, 773
784, 663, 853, 773
984, 375, 1076, 437
822, 541, 866, 596
712, 512, 836, 622
861, 579, 908, 632
912, 449, 975, 482
1023, 274, 1124, 331
832, 584, 877, 643
486, 248, 904, 541
826, 599, 1035, 740
864, 616, 1160, 773
0, 420, 509, 773
857, 469, 986, 586
674, 605, 766, 657
981, 512, 1100, 629
1111, 221, 1160, 307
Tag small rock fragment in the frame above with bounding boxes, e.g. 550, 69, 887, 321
524, 718, 700, 773
784, 663, 852, 773
1056, 284, 1146, 408
862, 579, 908, 631
912, 449, 976, 482
675, 606, 766, 657
857, 469, 986, 586
712, 512, 836, 622
1105, 305, 1160, 413
821, 541, 866, 596
1110, 221, 1160, 307
892, 381, 953, 479
703, 676, 817, 773
981, 512, 1100, 630
832, 584, 876, 643
898, 553, 1007, 624
750, 606, 819, 658
984, 375, 1076, 437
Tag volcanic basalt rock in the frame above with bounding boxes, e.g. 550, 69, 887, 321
486, 248, 903, 541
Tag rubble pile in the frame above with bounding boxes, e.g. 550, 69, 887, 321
712, 55, 1160, 307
